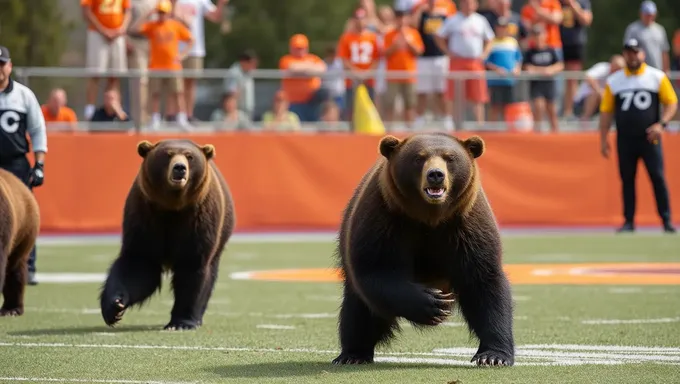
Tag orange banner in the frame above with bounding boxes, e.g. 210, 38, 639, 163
29, 132, 680, 232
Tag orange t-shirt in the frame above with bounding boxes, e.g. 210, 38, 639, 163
521, 0, 563, 49
383, 27, 424, 83
337, 31, 381, 88
411, 0, 457, 16
140, 20, 192, 71
81, 0, 131, 31
279, 54, 325, 103
41, 105, 77, 124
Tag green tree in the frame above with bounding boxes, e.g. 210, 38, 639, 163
0, 0, 72, 66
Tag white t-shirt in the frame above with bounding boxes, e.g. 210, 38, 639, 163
436, 12, 494, 59
174, 0, 217, 57
574, 62, 610, 103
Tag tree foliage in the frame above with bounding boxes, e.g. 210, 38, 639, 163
0, 0, 73, 66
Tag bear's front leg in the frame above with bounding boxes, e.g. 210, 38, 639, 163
165, 265, 209, 331
453, 261, 515, 366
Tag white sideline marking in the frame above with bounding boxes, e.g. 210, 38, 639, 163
581, 317, 680, 325
2, 342, 679, 366
608, 287, 643, 294
256, 324, 296, 330
0, 378, 196, 384
33, 273, 106, 283
272, 313, 335, 319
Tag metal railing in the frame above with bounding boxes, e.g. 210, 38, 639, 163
12, 67, 680, 133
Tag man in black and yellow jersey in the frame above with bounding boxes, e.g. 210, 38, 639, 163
599, 38, 677, 234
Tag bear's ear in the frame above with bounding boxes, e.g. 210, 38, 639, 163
379, 135, 401, 159
137, 140, 156, 158
201, 144, 216, 160
463, 136, 485, 159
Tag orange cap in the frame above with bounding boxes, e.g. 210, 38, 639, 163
157, 0, 172, 13
289, 34, 309, 49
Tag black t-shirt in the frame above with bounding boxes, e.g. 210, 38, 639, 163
417, 11, 447, 57
559, 0, 591, 46
524, 48, 560, 85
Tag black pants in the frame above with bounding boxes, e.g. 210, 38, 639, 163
616, 136, 672, 224
0, 156, 37, 273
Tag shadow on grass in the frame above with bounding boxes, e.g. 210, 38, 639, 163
207, 361, 467, 378
7, 324, 161, 336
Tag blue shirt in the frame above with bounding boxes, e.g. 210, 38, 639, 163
485, 37, 522, 87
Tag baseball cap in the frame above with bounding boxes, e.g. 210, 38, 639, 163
157, 0, 172, 13
0, 46, 10, 63
640, 0, 657, 14
289, 34, 309, 49
623, 38, 641, 51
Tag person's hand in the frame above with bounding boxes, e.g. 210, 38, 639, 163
646, 123, 663, 144
29, 162, 44, 188
512, 66, 521, 75
494, 67, 507, 76
600, 139, 610, 159
529, 0, 541, 8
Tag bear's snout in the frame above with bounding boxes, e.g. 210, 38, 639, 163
171, 163, 187, 180
426, 168, 445, 186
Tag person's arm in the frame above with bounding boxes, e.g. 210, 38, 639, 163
204, 0, 228, 23
660, 27, 671, 73
383, 32, 401, 57
177, 24, 194, 61
658, 74, 678, 126
129, 7, 156, 34
598, 82, 615, 157
405, 30, 424, 56
545, 54, 564, 76
531, 1, 563, 25
479, 19, 495, 60
116, 0, 132, 37
434, 19, 452, 56
81, 0, 115, 38
569, 0, 592, 26
25, 89, 47, 185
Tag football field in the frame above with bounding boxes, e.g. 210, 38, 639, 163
1, 231, 679, 384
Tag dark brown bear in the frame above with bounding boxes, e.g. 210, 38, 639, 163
0, 169, 40, 317
333, 132, 514, 366
100, 139, 235, 330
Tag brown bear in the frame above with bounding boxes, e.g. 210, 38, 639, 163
333, 132, 515, 366
100, 139, 235, 330
0, 168, 40, 317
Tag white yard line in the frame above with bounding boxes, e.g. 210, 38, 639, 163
2, 342, 680, 366
256, 324, 296, 330
0, 378, 197, 384
581, 317, 680, 325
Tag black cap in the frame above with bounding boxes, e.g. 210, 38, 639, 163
0, 46, 10, 63
623, 38, 641, 52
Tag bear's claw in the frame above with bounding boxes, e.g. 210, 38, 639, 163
332, 353, 373, 365
0, 307, 23, 317
163, 319, 199, 331
471, 350, 513, 367
102, 297, 126, 326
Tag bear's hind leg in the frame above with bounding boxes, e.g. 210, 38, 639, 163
0, 238, 34, 317
333, 283, 398, 365
100, 256, 162, 326
196, 257, 220, 326
166, 264, 209, 331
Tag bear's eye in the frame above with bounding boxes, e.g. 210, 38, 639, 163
413, 154, 427, 164
185, 154, 194, 161
442, 154, 455, 163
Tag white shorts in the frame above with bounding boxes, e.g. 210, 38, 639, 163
86, 30, 128, 74
375, 60, 387, 94
416, 56, 449, 94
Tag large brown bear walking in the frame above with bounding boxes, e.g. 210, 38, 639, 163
100, 139, 235, 330
333, 132, 515, 366
0, 169, 40, 317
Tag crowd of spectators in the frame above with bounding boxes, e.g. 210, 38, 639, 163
35, 0, 680, 132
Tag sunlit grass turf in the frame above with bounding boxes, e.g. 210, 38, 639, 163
1, 234, 679, 383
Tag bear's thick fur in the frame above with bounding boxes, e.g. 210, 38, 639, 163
333, 132, 514, 366
0, 169, 40, 317
100, 139, 235, 330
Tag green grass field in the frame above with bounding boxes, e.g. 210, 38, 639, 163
1, 233, 679, 384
